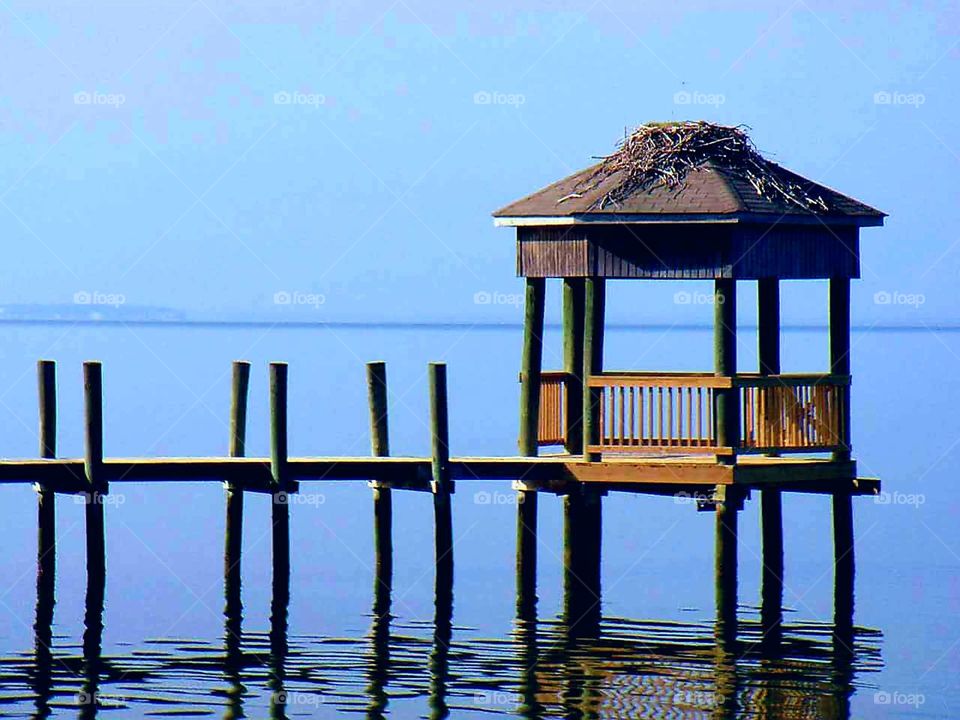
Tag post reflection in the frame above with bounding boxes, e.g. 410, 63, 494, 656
268, 512, 290, 720
428, 545, 453, 720
31, 499, 56, 720
365, 509, 392, 720
79, 561, 105, 720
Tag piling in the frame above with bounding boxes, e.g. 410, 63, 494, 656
714, 279, 738, 463
270, 362, 291, 599
582, 279, 605, 461
83, 361, 106, 589
36, 360, 57, 602
367, 361, 393, 587
757, 279, 784, 646
429, 362, 453, 575
562, 278, 585, 454
715, 487, 740, 647
562, 489, 602, 637
225, 361, 249, 622
517, 278, 544, 616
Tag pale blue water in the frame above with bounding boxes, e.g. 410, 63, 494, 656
0, 321, 956, 718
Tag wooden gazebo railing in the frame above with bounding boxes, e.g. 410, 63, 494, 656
537, 371, 848, 456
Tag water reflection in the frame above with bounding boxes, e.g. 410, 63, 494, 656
4, 503, 881, 719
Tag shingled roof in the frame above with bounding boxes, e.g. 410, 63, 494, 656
494, 122, 885, 226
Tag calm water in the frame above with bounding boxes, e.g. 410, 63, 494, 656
0, 321, 956, 718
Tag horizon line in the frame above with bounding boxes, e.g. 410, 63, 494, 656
0, 317, 955, 332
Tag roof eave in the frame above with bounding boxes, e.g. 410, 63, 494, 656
494, 212, 885, 228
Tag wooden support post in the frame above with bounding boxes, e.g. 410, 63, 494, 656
367, 361, 393, 589
562, 489, 602, 638
518, 277, 545, 456
562, 278, 585, 454
829, 278, 856, 626
367, 363, 393, 717
829, 278, 852, 460
515, 490, 538, 618
36, 360, 57, 592
833, 491, 855, 617
82, 361, 106, 589
714, 279, 739, 463
757, 279, 783, 646
270, 362, 290, 599
33, 359, 57, 717
225, 361, 249, 618
517, 279, 544, 616
715, 487, 739, 646
582, 278, 605, 461
429, 363, 453, 573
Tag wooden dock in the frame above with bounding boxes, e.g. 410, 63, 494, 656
0, 454, 876, 496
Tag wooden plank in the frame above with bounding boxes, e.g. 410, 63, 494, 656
563, 460, 733, 485
588, 374, 733, 388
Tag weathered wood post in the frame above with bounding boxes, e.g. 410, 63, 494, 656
582, 278, 605, 461
714, 279, 739, 463
225, 361, 249, 620
517, 278, 544, 616
518, 277, 545, 455
33, 361, 57, 718
366, 361, 393, 591
757, 278, 784, 645
715, 486, 740, 647
270, 362, 291, 600
562, 278, 585, 454
83, 361, 106, 589
829, 279, 855, 598
429, 363, 453, 574
36, 360, 57, 593
562, 489, 602, 638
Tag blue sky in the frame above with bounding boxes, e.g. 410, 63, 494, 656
0, 1, 956, 325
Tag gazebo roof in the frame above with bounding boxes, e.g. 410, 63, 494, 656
494, 122, 885, 227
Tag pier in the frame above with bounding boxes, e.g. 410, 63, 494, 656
3, 122, 886, 715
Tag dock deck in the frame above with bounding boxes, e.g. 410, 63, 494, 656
0, 453, 877, 498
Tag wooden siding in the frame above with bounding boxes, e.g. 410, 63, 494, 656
517, 224, 860, 279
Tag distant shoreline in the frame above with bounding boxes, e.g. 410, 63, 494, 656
0, 317, 954, 332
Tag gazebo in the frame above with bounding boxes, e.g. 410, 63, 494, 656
494, 122, 885, 610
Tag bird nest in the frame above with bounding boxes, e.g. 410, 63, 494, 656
569, 121, 829, 212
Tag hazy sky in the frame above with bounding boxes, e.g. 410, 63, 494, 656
0, 1, 956, 325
